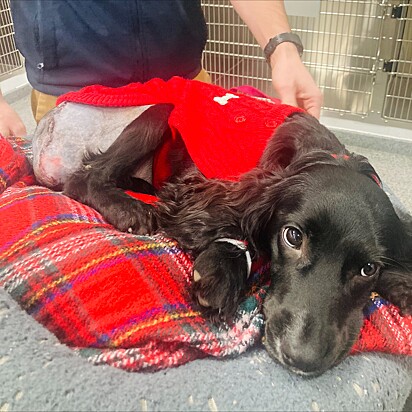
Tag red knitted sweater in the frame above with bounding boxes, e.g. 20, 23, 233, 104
58, 76, 303, 185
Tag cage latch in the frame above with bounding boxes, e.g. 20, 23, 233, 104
382, 60, 395, 72
390, 5, 404, 19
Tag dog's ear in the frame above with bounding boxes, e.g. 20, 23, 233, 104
259, 113, 345, 170
343, 152, 384, 189
240, 170, 301, 254
375, 214, 412, 315
353, 158, 411, 316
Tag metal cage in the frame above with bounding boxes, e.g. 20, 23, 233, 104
382, 2, 412, 122
201, 0, 412, 124
0, 0, 22, 79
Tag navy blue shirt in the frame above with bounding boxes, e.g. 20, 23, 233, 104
11, 0, 207, 96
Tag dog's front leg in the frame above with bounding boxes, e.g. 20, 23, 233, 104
192, 239, 252, 320
156, 175, 254, 320
67, 174, 158, 234
64, 104, 173, 234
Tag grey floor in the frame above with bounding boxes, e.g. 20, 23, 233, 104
336, 132, 412, 213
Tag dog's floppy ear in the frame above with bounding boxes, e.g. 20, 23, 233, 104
259, 113, 344, 170
239, 169, 302, 254
375, 214, 412, 315
354, 158, 412, 316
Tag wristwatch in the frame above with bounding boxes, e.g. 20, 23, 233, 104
263, 32, 304, 65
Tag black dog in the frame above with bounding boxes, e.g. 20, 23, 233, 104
64, 104, 412, 376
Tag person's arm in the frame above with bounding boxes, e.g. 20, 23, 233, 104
230, 0, 322, 118
0, 89, 27, 137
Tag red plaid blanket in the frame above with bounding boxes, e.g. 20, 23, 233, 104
0, 133, 411, 372
0, 136, 268, 371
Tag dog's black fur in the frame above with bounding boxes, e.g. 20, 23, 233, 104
64, 104, 412, 376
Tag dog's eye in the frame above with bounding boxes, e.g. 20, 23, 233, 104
360, 263, 380, 277
282, 226, 303, 249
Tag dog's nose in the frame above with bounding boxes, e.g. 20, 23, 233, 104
280, 341, 330, 374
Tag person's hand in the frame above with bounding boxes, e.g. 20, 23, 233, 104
0, 98, 27, 137
270, 42, 323, 119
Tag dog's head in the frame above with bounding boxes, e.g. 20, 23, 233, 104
242, 113, 412, 376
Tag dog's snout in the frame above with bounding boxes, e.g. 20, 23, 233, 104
280, 338, 331, 374
264, 309, 341, 375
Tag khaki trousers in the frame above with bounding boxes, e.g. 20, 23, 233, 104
31, 68, 212, 124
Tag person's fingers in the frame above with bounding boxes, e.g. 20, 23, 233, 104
304, 99, 322, 119
278, 89, 322, 119
271, 60, 323, 118
0, 126, 10, 138
306, 106, 320, 119
273, 77, 322, 118
0, 122, 27, 138
0, 106, 27, 137
280, 85, 323, 119
279, 93, 298, 109
305, 93, 323, 119
12, 121, 27, 137
274, 80, 298, 108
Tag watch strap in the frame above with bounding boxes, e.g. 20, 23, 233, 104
264, 32, 304, 64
